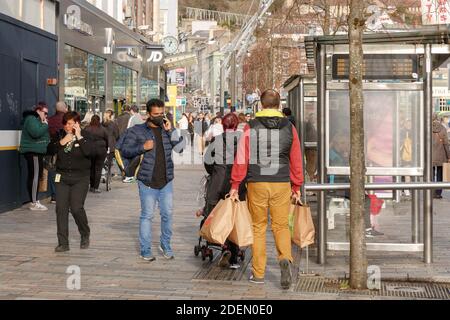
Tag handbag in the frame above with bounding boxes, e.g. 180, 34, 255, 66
400, 132, 412, 162
38, 169, 48, 193
443, 163, 450, 182
43, 155, 57, 171
228, 200, 253, 247
199, 197, 235, 245
290, 200, 315, 248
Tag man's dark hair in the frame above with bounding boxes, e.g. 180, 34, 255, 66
62, 111, 81, 125
282, 107, 292, 116
131, 104, 139, 113
122, 104, 131, 112
146, 99, 165, 113
260, 89, 280, 109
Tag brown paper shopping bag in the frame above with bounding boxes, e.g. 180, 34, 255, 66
38, 169, 48, 193
443, 163, 450, 182
292, 202, 315, 248
199, 197, 235, 245
228, 200, 253, 247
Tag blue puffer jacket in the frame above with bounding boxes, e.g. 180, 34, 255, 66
119, 123, 183, 185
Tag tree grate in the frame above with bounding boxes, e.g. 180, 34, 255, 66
295, 276, 450, 299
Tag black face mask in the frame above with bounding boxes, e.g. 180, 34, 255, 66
149, 115, 164, 126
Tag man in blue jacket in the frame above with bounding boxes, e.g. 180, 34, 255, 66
120, 99, 183, 261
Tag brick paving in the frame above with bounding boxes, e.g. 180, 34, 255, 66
0, 164, 449, 300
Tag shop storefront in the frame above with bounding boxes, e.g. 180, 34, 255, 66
59, 0, 162, 117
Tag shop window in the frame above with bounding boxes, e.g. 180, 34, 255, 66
64, 45, 88, 116
88, 54, 106, 95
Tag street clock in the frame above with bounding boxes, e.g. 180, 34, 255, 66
162, 36, 179, 55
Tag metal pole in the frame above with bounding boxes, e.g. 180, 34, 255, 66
230, 51, 237, 111
423, 44, 433, 264
411, 176, 420, 243
220, 61, 225, 115
299, 78, 307, 203
304, 181, 450, 191
317, 44, 327, 265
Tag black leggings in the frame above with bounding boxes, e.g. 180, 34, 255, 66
433, 166, 444, 196
24, 153, 44, 203
90, 152, 107, 189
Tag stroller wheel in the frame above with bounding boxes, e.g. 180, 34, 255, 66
194, 245, 200, 257
208, 250, 214, 262
239, 250, 245, 261
201, 247, 206, 261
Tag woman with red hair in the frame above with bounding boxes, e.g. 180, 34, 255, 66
201, 113, 247, 269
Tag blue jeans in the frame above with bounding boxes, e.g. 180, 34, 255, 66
138, 180, 173, 257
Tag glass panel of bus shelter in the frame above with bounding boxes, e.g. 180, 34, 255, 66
327, 90, 422, 171
326, 194, 423, 244
326, 89, 422, 243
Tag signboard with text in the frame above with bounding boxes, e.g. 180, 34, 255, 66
175, 68, 186, 87
422, 0, 450, 25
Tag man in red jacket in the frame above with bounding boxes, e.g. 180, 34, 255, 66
48, 101, 68, 139
47, 101, 68, 203
229, 89, 304, 290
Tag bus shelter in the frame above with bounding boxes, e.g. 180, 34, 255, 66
302, 27, 450, 265
283, 75, 317, 182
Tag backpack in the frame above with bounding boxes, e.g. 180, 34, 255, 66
114, 130, 143, 178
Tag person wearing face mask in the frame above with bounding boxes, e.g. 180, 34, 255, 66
120, 99, 183, 261
47, 111, 93, 253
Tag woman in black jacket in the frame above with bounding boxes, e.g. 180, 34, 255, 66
102, 109, 120, 173
48, 111, 93, 252
85, 115, 109, 193
203, 113, 247, 269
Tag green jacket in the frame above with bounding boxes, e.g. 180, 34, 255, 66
19, 111, 50, 154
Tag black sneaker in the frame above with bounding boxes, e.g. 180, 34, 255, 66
80, 237, 90, 249
279, 259, 292, 290
218, 250, 231, 268
55, 245, 70, 253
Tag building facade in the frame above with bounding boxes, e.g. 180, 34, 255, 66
59, 0, 163, 117
0, 0, 58, 212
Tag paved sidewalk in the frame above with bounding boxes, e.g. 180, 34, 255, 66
0, 165, 449, 300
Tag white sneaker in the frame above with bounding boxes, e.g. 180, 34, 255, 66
122, 177, 136, 183
30, 201, 48, 211
229, 264, 240, 269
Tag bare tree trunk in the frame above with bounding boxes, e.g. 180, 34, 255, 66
323, 2, 330, 35
348, 0, 368, 290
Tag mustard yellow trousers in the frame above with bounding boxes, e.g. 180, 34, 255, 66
247, 182, 293, 278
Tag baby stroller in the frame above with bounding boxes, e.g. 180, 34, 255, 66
194, 174, 246, 263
